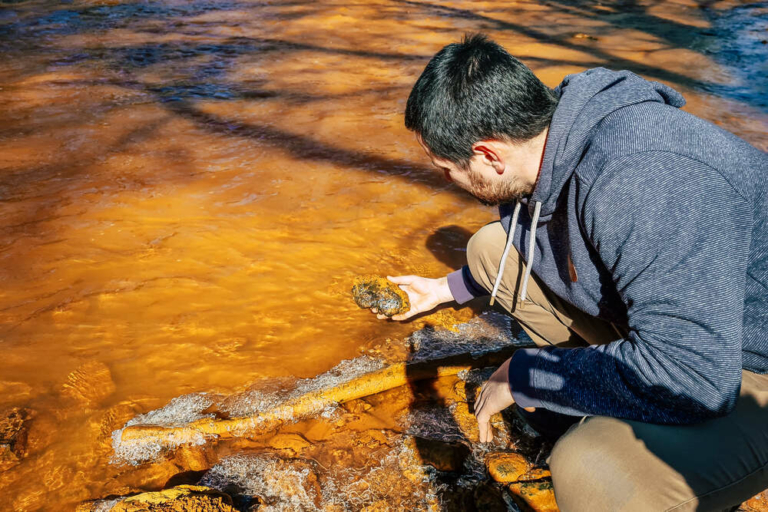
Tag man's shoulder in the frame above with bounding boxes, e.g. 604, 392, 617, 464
578, 103, 767, 199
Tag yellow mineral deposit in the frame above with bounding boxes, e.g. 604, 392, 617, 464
76, 485, 237, 512
119, 346, 518, 449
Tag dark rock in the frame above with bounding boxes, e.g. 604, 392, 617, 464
403, 435, 470, 472
0, 407, 31, 471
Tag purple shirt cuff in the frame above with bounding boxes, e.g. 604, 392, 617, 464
508, 348, 544, 409
447, 266, 488, 305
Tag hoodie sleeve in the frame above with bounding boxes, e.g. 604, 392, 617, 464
508, 152, 752, 424
447, 265, 488, 305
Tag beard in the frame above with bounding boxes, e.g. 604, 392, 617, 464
466, 168, 534, 206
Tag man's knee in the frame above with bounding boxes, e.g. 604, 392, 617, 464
466, 222, 508, 290
549, 418, 660, 511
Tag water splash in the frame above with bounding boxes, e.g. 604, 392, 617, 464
111, 393, 216, 464
201, 454, 322, 511
406, 310, 530, 362
199, 439, 445, 512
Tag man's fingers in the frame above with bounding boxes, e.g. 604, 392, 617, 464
387, 275, 416, 285
476, 383, 491, 411
476, 385, 487, 404
477, 416, 491, 443
475, 393, 487, 416
391, 307, 418, 321
376, 314, 387, 320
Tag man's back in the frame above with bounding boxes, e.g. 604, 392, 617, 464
586, 99, 768, 372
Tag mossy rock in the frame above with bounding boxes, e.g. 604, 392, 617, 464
508, 480, 559, 512
351, 276, 410, 317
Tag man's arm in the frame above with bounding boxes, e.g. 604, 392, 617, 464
507, 153, 752, 424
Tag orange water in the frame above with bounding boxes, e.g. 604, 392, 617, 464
0, 0, 766, 509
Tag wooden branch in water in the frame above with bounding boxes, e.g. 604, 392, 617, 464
119, 346, 518, 448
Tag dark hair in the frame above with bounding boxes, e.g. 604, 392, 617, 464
405, 34, 558, 166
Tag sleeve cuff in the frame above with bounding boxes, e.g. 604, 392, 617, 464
447, 266, 488, 305
508, 348, 544, 409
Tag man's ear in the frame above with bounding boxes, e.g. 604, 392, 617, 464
471, 140, 505, 175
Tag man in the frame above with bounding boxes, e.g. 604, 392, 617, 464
379, 34, 768, 510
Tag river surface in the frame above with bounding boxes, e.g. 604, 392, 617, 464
0, 0, 766, 509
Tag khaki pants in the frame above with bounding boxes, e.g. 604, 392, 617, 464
467, 222, 768, 511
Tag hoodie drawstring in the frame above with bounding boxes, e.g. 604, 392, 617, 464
489, 202, 521, 306
489, 200, 542, 308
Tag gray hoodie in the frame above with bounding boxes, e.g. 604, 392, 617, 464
447, 68, 768, 424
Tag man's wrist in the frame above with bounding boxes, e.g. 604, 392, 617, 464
437, 276, 455, 304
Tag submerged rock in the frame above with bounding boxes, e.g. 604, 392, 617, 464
0, 407, 31, 471
351, 276, 410, 317
62, 360, 117, 407
77, 485, 237, 512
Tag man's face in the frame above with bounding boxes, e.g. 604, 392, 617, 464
418, 138, 536, 206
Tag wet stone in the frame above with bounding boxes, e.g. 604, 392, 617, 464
741, 489, 768, 512
486, 452, 529, 483
519, 467, 552, 482
351, 276, 410, 317
0, 407, 31, 471
76, 485, 237, 512
507, 480, 560, 512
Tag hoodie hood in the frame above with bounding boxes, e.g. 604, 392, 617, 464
523, 68, 686, 221
490, 68, 686, 307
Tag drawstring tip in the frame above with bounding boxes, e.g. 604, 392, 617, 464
518, 300, 525, 310
489, 296, 496, 306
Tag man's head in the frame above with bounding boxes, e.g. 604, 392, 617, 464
405, 34, 558, 205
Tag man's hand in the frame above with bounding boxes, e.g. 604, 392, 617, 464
475, 357, 533, 443
374, 275, 454, 321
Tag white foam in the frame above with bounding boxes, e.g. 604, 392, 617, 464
406, 311, 529, 362
201, 454, 321, 511
111, 393, 216, 465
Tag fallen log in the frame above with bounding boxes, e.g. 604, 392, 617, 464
118, 345, 518, 450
